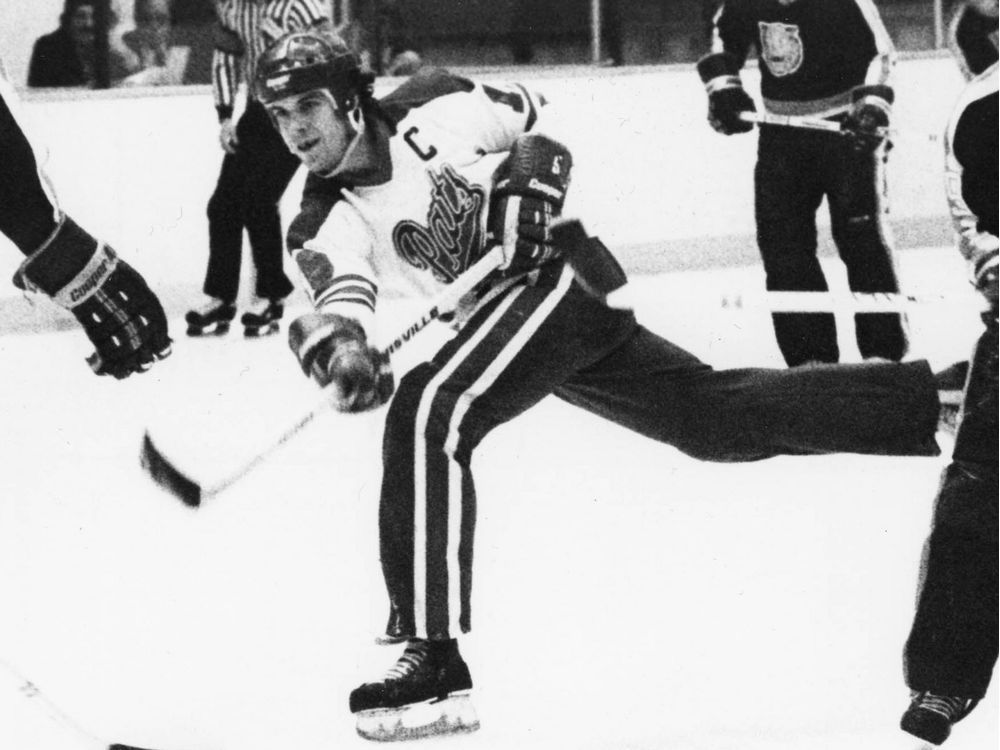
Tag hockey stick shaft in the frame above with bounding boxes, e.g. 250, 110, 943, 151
0, 657, 130, 750
0, 658, 102, 749
603, 286, 984, 313
141, 245, 508, 506
739, 110, 846, 134
738, 111, 939, 143
719, 290, 985, 313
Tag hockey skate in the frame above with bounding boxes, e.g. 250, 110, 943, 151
900, 691, 978, 745
185, 298, 236, 336
240, 299, 283, 337
350, 639, 480, 742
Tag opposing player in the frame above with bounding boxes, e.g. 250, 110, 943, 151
697, 0, 907, 367
256, 29, 950, 742
0, 58, 170, 377
899, 61, 998, 748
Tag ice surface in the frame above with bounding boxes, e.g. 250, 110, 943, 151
0, 247, 995, 750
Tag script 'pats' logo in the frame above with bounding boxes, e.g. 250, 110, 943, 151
758, 22, 804, 77
393, 165, 486, 283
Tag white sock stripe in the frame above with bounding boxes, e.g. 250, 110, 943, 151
412, 287, 528, 638
441, 267, 574, 635
411, 266, 574, 637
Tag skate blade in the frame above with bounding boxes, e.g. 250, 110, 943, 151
356, 693, 480, 742
186, 321, 230, 337
243, 322, 280, 337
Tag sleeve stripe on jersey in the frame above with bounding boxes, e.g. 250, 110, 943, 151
315, 276, 378, 310
316, 292, 377, 313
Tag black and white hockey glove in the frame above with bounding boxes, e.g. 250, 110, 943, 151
13, 215, 172, 379
487, 133, 573, 277
288, 312, 394, 412
697, 52, 756, 135
842, 84, 893, 151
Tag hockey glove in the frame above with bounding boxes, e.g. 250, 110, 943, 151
697, 52, 756, 135
487, 133, 573, 277
13, 216, 172, 379
288, 312, 394, 412
842, 84, 893, 151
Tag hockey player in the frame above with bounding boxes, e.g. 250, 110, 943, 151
949, 0, 999, 80
185, 0, 329, 338
256, 28, 951, 742
697, 0, 908, 367
0, 59, 170, 378
899, 62, 998, 747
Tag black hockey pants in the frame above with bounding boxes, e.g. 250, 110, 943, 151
755, 125, 908, 366
904, 313, 999, 699
378, 263, 941, 642
203, 99, 297, 304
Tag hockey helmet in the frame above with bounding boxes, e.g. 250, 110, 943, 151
255, 28, 369, 112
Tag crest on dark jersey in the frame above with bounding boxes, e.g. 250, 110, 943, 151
393, 164, 487, 283
758, 22, 804, 77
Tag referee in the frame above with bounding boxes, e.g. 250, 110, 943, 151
186, 0, 329, 337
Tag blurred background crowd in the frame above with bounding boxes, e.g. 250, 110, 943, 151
4, 0, 978, 91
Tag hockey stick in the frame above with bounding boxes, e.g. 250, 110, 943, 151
718, 290, 987, 313
738, 111, 940, 143
141, 244, 508, 507
601, 285, 985, 314
141, 221, 618, 507
739, 110, 847, 135
0, 658, 162, 750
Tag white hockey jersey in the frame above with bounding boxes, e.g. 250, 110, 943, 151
942, 61, 999, 282
285, 69, 554, 339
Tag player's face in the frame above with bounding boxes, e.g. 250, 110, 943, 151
267, 89, 353, 174
68, 5, 96, 45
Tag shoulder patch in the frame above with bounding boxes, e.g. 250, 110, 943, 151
378, 68, 476, 126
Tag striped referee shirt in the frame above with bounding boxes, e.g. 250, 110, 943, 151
212, 0, 328, 121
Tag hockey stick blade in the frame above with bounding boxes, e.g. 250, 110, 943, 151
140, 431, 202, 507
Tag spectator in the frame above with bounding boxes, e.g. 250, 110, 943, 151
28, 0, 130, 88
119, 0, 190, 86
349, 0, 423, 76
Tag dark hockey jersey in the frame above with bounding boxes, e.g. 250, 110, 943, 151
710, 0, 894, 116
944, 62, 999, 278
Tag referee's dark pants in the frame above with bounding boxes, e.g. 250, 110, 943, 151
904, 314, 999, 700
203, 99, 298, 304
376, 262, 941, 643
755, 124, 908, 366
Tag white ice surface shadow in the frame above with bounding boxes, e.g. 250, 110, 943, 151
0, 250, 994, 750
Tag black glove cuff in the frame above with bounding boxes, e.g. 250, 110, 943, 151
696, 52, 741, 83
13, 216, 119, 309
